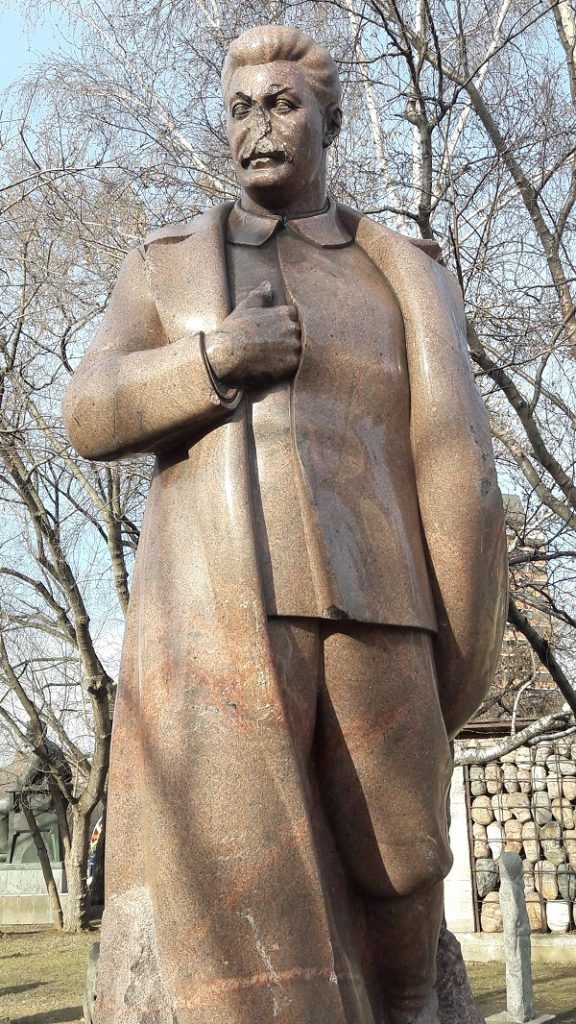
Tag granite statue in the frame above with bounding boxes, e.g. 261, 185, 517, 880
63, 25, 508, 1024
498, 853, 535, 1023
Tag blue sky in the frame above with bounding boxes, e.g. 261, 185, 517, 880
0, 5, 62, 92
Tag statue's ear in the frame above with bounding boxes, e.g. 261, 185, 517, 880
323, 104, 342, 147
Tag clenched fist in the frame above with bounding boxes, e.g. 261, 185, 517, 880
205, 280, 301, 387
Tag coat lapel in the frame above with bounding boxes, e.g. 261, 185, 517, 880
145, 202, 234, 340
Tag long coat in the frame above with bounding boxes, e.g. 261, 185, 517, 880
64, 202, 508, 1024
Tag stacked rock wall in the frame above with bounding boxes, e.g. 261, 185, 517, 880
467, 739, 576, 934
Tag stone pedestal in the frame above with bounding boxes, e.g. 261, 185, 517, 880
486, 1014, 555, 1024
0, 861, 67, 895
0, 861, 67, 923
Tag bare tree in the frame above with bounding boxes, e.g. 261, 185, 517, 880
0, 123, 147, 928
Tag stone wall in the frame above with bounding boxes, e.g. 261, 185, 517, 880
466, 739, 576, 934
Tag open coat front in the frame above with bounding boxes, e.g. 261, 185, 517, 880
64, 203, 508, 1024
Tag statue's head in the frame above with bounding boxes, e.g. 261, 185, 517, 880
222, 25, 342, 210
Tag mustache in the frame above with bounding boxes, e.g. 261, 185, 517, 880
240, 139, 293, 169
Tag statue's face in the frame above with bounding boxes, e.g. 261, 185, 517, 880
225, 61, 326, 208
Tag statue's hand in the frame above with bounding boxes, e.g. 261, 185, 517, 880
205, 281, 301, 386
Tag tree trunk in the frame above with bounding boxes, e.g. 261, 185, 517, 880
64, 809, 91, 931
21, 802, 63, 930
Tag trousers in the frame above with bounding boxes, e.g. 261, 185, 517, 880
268, 617, 453, 899
268, 618, 453, 1017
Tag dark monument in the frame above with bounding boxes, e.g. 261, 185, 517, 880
64, 25, 508, 1024
0, 786, 61, 866
0, 726, 70, 901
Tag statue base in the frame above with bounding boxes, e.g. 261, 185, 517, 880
486, 1013, 556, 1023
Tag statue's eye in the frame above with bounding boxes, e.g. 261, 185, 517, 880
274, 99, 295, 113
231, 103, 250, 119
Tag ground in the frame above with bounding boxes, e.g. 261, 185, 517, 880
471, 960, 576, 1022
0, 928, 575, 1024
1, 926, 97, 1024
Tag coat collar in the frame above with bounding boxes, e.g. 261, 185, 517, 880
144, 201, 448, 344
226, 197, 352, 249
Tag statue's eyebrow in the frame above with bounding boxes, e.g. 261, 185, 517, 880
230, 86, 298, 108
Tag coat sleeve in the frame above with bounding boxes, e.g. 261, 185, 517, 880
63, 247, 239, 461
407, 262, 508, 739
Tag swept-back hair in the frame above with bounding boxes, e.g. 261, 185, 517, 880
221, 24, 342, 112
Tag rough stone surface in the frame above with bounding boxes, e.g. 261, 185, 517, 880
562, 776, 576, 801
534, 861, 558, 900
515, 748, 532, 768
522, 860, 535, 893
83, 942, 100, 1024
504, 819, 523, 840
557, 862, 576, 901
487, 821, 506, 858
503, 764, 519, 793
530, 766, 547, 792
541, 843, 566, 867
472, 796, 495, 825
492, 794, 513, 823
546, 899, 571, 932
521, 821, 541, 864
451, 741, 576, 943
524, 892, 546, 932
504, 840, 523, 855
540, 821, 562, 842
563, 828, 576, 854
546, 772, 562, 800
486, 763, 503, 794
531, 792, 552, 826
551, 798, 574, 829
498, 852, 535, 1023
481, 891, 503, 933
93, 887, 175, 1023
435, 926, 485, 1024
471, 780, 487, 797
523, 838, 541, 864
508, 792, 531, 823
565, 829, 576, 873
476, 857, 499, 897
540, 821, 566, 866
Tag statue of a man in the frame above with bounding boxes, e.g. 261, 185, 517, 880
64, 25, 507, 1024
